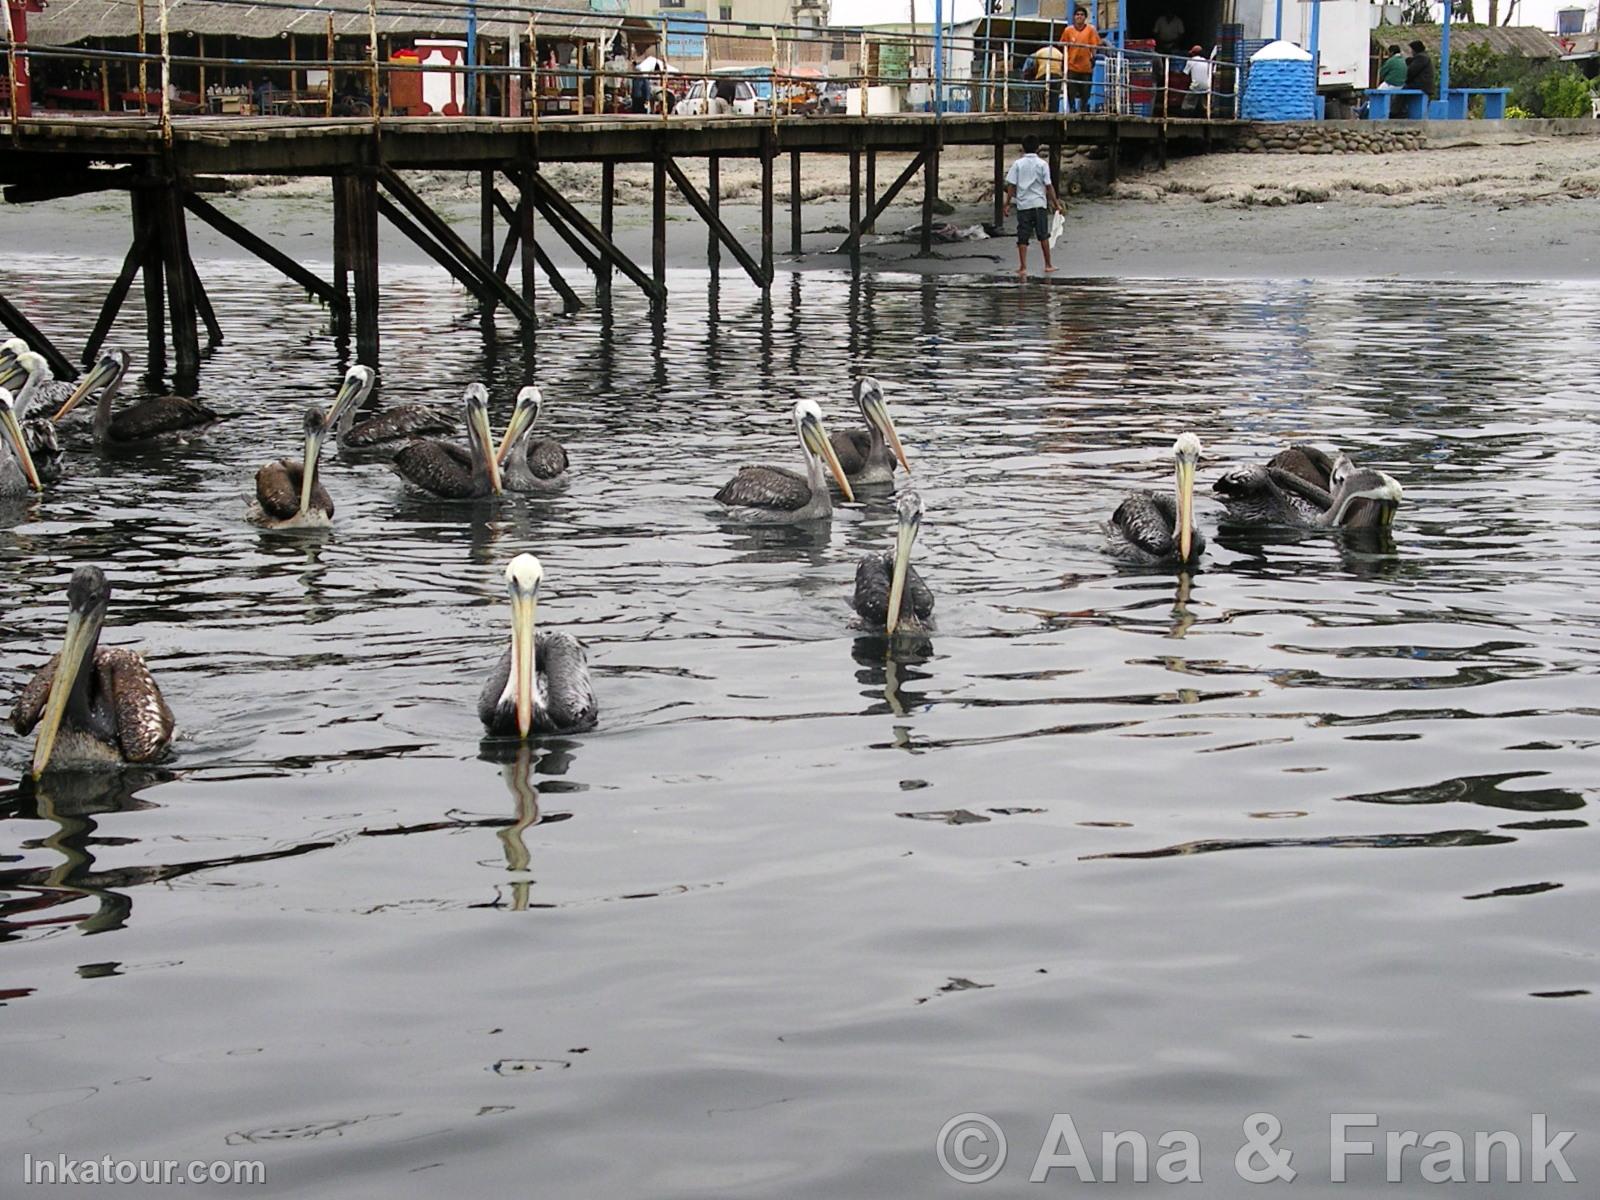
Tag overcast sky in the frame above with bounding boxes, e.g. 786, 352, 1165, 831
827, 0, 1594, 35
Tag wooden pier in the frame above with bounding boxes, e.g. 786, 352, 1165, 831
1, 112, 1241, 383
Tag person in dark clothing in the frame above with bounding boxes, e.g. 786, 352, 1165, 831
1404, 40, 1434, 97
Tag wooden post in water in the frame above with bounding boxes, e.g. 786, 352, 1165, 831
651, 152, 666, 301
789, 150, 801, 255
848, 143, 862, 271
992, 142, 1004, 226
131, 187, 166, 378
337, 173, 380, 368
599, 161, 615, 304
480, 170, 495, 268
707, 155, 720, 274
332, 177, 351, 339
156, 182, 201, 382
864, 149, 876, 233
919, 131, 938, 255
760, 131, 774, 287
518, 162, 537, 313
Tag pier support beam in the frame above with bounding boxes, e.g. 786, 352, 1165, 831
920, 132, 941, 256
707, 155, 720, 273
993, 143, 1004, 227
490, 188, 582, 314
156, 183, 202, 384
760, 132, 774, 287
599, 161, 615, 304
865, 149, 877, 233
82, 229, 149, 366
665, 159, 767, 292
652, 152, 667, 299
848, 144, 862, 271
185, 191, 342, 309
521, 170, 663, 308
336, 173, 380, 368
836, 149, 927, 256
131, 188, 167, 380
517, 165, 539, 314
789, 150, 801, 255
332, 177, 351, 339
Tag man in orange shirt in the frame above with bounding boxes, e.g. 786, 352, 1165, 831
1060, 6, 1102, 113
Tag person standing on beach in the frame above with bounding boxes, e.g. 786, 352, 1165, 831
1061, 7, 1102, 114
1002, 139, 1065, 277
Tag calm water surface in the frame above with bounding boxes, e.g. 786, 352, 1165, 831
2, 258, 1597, 1196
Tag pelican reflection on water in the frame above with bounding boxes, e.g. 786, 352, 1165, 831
10, 566, 175, 777
715, 399, 855, 523
479, 555, 598, 738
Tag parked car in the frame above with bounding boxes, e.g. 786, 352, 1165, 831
674, 78, 765, 116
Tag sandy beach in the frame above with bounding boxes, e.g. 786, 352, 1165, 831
8, 127, 1599, 281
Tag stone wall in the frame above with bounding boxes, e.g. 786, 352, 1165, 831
1234, 122, 1427, 154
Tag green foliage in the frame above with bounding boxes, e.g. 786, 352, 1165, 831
1447, 42, 1501, 88
1504, 104, 1533, 118
1536, 69, 1594, 118
1435, 46, 1595, 117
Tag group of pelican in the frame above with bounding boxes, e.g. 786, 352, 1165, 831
4, 345, 1405, 779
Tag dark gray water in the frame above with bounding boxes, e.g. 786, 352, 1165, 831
2, 257, 1597, 1197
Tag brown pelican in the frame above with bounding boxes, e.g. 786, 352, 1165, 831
1214, 446, 1403, 529
852, 489, 935, 636
496, 386, 569, 494
715, 399, 855, 523
831, 376, 911, 486
327, 366, 451, 453
0, 338, 78, 414
1105, 432, 1205, 568
249, 408, 334, 529
10, 566, 175, 776
478, 554, 598, 737
0, 351, 65, 484
0, 387, 44, 497
392, 384, 502, 499
53, 350, 216, 445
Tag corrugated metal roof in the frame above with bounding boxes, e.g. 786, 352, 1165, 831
25, 0, 625, 46
1372, 23, 1565, 60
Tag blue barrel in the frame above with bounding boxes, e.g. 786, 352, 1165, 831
1241, 54, 1314, 121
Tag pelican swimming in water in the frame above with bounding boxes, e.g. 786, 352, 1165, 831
327, 366, 451, 453
1214, 445, 1404, 529
831, 376, 911, 486
392, 383, 502, 498
715, 399, 855, 523
852, 488, 935, 636
0, 387, 44, 497
497, 386, 569, 494
1105, 432, 1206, 568
478, 554, 598, 737
249, 407, 335, 529
2, 350, 66, 484
53, 349, 216, 445
10, 565, 175, 776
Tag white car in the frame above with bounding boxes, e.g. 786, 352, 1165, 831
674, 79, 764, 117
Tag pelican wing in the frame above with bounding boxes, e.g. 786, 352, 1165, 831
829, 429, 873, 477
100, 648, 175, 763
1267, 444, 1338, 492
255, 458, 333, 520
1106, 490, 1204, 563
344, 404, 455, 449
23, 418, 63, 485
851, 551, 935, 628
477, 645, 515, 735
714, 465, 812, 512
535, 630, 598, 733
524, 437, 569, 481
393, 438, 479, 498
109, 396, 217, 443
9, 653, 61, 735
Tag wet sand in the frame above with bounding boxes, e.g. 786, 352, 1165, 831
7, 134, 1599, 281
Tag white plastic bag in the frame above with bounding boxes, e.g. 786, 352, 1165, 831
1048, 211, 1066, 249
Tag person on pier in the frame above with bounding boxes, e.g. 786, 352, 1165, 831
1060, 7, 1102, 114
1002, 139, 1066, 277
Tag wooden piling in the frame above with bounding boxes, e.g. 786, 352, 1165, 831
131, 187, 167, 378
599, 160, 615, 304
992, 142, 1004, 226
919, 132, 938, 256
651, 152, 666, 300
864, 149, 876, 233
331, 177, 351, 338
156, 182, 201, 382
518, 164, 537, 313
707, 155, 720, 273
336, 173, 379, 368
848, 144, 862, 269
82, 230, 149, 365
760, 132, 774, 287
480, 169, 495, 268
789, 149, 801, 255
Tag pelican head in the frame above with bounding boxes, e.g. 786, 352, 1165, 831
854, 376, 911, 474
497, 385, 543, 466
3, 349, 50, 400
0, 387, 42, 492
1172, 432, 1202, 563
0, 336, 29, 381
54, 349, 130, 421
325, 364, 376, 431
31, 566, 112, 778
886, 487, 925, 637
794, 398, 854, 503
298, 407, 328, 516
463, 383, 503, 495
1328, 469, 1404, 529
505, 553, 543, 737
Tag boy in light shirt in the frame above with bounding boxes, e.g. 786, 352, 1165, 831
1002, 139, 1066, 276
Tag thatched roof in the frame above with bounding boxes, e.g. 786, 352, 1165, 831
27, 0, 634, 46
1372, 23, 1565, 60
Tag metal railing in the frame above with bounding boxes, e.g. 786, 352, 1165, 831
1, 0, 1240, 133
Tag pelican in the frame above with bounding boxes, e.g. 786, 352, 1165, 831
0, 387, 44, 497
831, 376, 911, 486
248, 407, 334, 529
852, 488, 935, 636
1105, 432, 1206, 568
5, 350, 68, 484
0, 337, 78, 413
478, 554, 598, 737
392, 383, 502, 498
10, 565, 175, 776
1214, 446, 1403, 529
715, 399, 855, 523
53, 349, 216, 445
496, 386, 569, 494
327, 366, 451, 453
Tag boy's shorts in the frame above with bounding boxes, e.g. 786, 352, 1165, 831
1016, 207, 1051, 246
